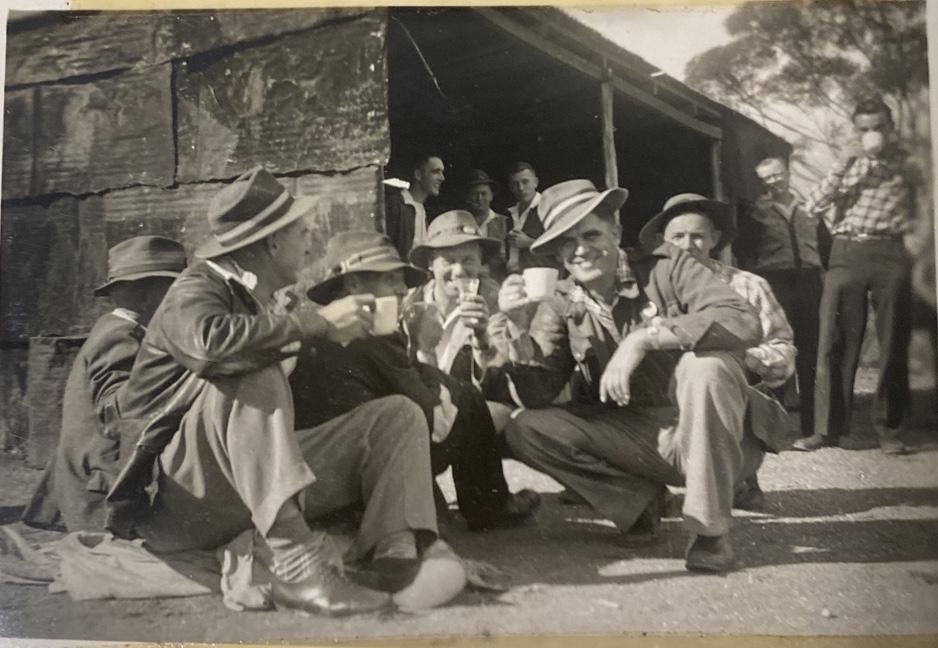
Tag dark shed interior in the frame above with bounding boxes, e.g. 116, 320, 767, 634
386, 7, 715, 244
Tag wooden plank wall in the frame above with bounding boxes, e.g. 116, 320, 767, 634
1, 9, 390, 462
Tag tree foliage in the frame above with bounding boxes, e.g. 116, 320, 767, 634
685, 0, 930, 186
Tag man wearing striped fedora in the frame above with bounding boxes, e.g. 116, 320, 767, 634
23, 236, 186, 533
297, 231, 539, 537
107, 167, 439, 615
488, 179, 764, 572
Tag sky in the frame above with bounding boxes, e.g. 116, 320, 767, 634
565, 6, 736, 81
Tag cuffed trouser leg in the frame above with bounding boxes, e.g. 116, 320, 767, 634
663, 352, 748, 537
297, 395, 438, 562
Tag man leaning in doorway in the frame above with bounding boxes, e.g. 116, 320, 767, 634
385, 153, 446, 259
795, 96, 915, 455
735, 156, 823, 438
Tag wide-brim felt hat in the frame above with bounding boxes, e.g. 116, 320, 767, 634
307, 231, 428, 304
530, 179, 629, 254
409, 210, 504, 269
94, 235, 187, 296
195, 166, 317, 260
638, 193, 735, 254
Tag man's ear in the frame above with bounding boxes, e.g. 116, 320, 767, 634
656, 232, 665, 246
713, 229, 723, 246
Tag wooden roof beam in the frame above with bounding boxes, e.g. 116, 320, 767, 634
476, 8, 722, 141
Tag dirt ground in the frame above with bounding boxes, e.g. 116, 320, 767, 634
1, 365, 937, 643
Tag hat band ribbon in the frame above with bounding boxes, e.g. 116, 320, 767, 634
214, 190, 293, 247
336, 246, 400, 274
107, 258, 186, 280
427, 224, 480, 242
542, 192, 597, 231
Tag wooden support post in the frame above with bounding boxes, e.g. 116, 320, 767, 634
710, 138, 734, 264
600, 66, 618, 190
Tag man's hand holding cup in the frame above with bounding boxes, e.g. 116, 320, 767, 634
318, 294, 375, 346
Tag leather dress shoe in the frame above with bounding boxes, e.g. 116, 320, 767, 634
685, 534, 735, 573
466, 489, 541, 531
270, 562, 391, 616
347, 556, 422, 593
791, 433, 835, 452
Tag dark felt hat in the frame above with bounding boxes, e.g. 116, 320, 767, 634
195, 166, 316, 259
94, 236, 186, 296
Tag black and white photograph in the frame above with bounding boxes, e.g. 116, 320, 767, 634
0, 2, 935, 644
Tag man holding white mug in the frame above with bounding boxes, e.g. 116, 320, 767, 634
487, 179, 766, 572
797, 96, 915, 454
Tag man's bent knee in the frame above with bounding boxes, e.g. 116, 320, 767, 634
676, 352, 746, 393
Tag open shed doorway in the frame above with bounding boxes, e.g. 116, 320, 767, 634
386, 7, 716, 246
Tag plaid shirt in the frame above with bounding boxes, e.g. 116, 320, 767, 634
706, 260, 796, 388
805, 150, 911, 237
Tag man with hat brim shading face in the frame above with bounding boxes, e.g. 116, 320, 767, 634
107, 167, 441, 616
488, 179, 767, 573
22, 236, 186, 533
640, 193, 798, 510
296, 231, 540, 538
465, 169, 510, 281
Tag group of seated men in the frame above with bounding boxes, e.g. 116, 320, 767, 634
25, 161, 801, 616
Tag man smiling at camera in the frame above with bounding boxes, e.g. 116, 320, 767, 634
488, 179, 763, 572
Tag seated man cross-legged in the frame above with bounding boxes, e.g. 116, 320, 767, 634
107, 167, 464, 615
489, 179, 767, 573
296, 230, 539, 533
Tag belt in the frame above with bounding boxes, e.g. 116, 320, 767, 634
834, 232, 903, 243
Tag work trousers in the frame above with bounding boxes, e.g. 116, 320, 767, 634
814, 238, 912, 439
760, 267, 823, 434
506, 352, 753, 537
138, 365, 437, 561
431, 376, 513, 526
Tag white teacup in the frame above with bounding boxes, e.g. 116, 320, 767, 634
373, 295, 400, 336
523, 267, 559, 301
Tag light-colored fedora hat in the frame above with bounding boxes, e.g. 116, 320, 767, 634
307, 231, 428, 304
94, 236, 186, 296
638, 193, 735, 254
195, 166, 316, 259
409, 210, 503, 269
529, 179, 629, 254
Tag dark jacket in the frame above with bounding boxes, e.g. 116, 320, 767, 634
291, 333, 441, 431
735, 196, 823, 272
384, 188, 418, 261
106, 259, 307, 535
22, 312, 144, 531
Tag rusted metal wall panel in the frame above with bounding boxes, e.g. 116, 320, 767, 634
2, 88, 36, 199
5, 9, 369, 87
1, 200, 80, 342
0, 197, 107, 342
33, 65, 174, 197
97, 183, 218, 258
293, 166, 382, 280
4, 13, 159, 87
176, 14, 389, 182
0, 347, 30, 453
26, 336, 85, 468
156, 9, 369, 62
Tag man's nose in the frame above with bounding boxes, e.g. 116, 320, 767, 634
451, 263, 465, 277
676, 239, 693, 250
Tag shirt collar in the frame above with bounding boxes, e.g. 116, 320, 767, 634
509, 191, 541, 218
206, 257, 258, 293
111, 308, 144, 330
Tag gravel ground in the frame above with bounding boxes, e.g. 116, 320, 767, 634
0, 368, 936, 643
